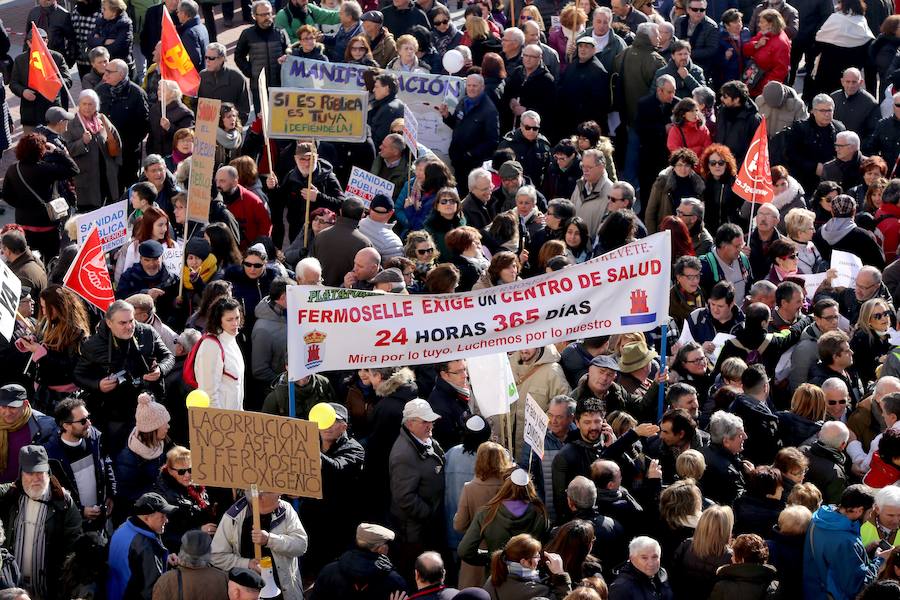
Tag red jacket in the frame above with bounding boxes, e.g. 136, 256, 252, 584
864, 451, 900, 488
224, 185, 272, 250
743, 31, 791, 97
667, 119, 712, 161
876, 202, 900, 263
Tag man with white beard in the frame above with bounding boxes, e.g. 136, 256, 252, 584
0, 445, 81, 600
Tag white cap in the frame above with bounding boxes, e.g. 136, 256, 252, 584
403, 399, 441, 422
510, 468, 530, 486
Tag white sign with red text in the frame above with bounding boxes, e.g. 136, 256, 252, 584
286, 233, 672, 379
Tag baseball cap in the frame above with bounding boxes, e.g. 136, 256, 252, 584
361, 10, 383, 23
45, 106, 74, 124
19, 445, 50, 473
590, 354, 620, 372
134, 492, 178, 515
139, 239, 164, 259
402, 398, 441, 422
369, 194, 394, 213
0, 384, 27, 408
498, 160, 523, 179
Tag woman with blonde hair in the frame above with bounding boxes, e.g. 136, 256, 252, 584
670, 505, 735, 599
783, 208, 824, 274
777, 383, 825, 447
851, 297, 893, 386
676, 449, 707, 481
152, 445, 217, 552
454, 441, 514, 587
458, 469, 550, 584
767, 505, 812, 597
518, 5, 546, 31
387, 34, 431, 73
484, 533, 571, 599
658, 479, 703, 565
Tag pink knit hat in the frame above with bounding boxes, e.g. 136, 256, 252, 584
135, 394, 170, 433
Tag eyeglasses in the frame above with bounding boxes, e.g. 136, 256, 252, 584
445, 369, 467, 375
827, 398, 848, 406
417, 247, 435, 255
523, 53, 542, 59
708, 159, 726, 167
172, 467, 192, 475
438, 198, 459, 205
66, 416, 91, 426
678, 273, 701, 280
872, 311, 891, 320
243, 261, 265, 268
819, 314, 840, 321
675, 210, 695, 217
688, 5, 705, 11
255, 10, 272, 16
433, 18, 449, 25
834, 143, 851, 148
684, 356, 707, 364
608, 195, 624, 202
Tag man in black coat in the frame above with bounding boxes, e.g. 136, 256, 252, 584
311, 523, 407, 599
234, 0, 289, 111
801, 421, 851, 504
673, 0, 719, 76
700, 410, 751, 505
440, 74, 500, 192
427, 360, 472, 450
787, 93, 846, 193
864, 94, 900, 174
822, 131, 866, 191
789, 0, 833, 84
831, 68, 880, 142
728, 365, 782, 465
197, 42, 251, 123
141, 0, 178, 61
636, 75, 676, 205
367, 72, 405, 149
24, 0, 76, 65
8, 29, 71, 131
96, 58, 149, 188
557, 38, 610, 141
715, 80, 763, 168
498, 111, 553, 189
500, 44, 556, 137
381, 0, 429, 37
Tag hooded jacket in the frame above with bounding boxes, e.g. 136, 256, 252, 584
756, 84, 808, 138
803, 504, 879, 600
709, 562, 778, 600
310, 548, 407, 600
728, 394, 781, 465
457, 502, 548, 569
612, 31, 667, 126
801, 440, 850, 504
262, 372, 335, 417
813, 217, 885, 270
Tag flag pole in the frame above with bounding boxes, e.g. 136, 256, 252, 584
38, 32, 76, 110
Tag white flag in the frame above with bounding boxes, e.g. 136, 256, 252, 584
469, 353, 518, 418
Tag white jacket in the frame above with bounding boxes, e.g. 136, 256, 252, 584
195, 331, 245, 410
211, 497, 309, 600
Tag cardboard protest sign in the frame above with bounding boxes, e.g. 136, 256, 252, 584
77, 201, 128, 253
186, 97, 221, 223
287, 232, 672, 378
0, 261, 21, 342
345, 166, 395, 206
268, 88, 367, 142
189, 407, 322, 498
523, 394, 549, 459
402, 106, 418, 156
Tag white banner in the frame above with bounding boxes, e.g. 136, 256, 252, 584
286, 232, 672, 379
77, 201, 128, 253
346, 166, 395, 207
523, 394, 548, 459
0, 261, 21, 342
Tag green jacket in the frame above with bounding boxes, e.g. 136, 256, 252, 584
274, 5, 341, 44
457, 503, 548, 567
262, 372, 336, 418
612, 31, 666, 126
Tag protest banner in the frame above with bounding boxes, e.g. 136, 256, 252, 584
77, 201, 128, 253
0, 261, 21, 342
523, 394, 549, 460
187, 97, 221, 223
287, 232, 672, 379
281, 56, 464, 157
831, 250, 863, 289
345, 166, 395, 206
162, 245, 184, 277
402, 106, 418, 156
268, 88, 367, 141
189, 407, 322, 498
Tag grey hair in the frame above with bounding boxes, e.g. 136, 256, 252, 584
595, 6, 613, 18
208, 42, 226, 57
384, 133, 405, 152
142, 154, 166, 169
612, 181, 635, 203
659, 21, 675, 35
178, 0, 199, 17
109, 58, 128, 76
836, 130, 860, 149
583, 148, 606, 166
88, 46, 109, 61
679, 197, 704, 218
692, 85, 715, 107
821, 377, 849, 396
105, 300, 134, 320
341, 0, 362, 19
457, 45, 472, 61
217, 165, 239, 180
876, 376, 900, 397
883, 179, 900, 205
523, 44, 543, 62
468, 167, 492, 190
0, 589, 29, 600
629, 536, 661, 557
516, 185, 538, 202
550, 394, 576, 416
176, 328, 202, 352
657, 74, 676, 90
876, 486, 900, 509
819, 420, 850, 449
161, 79, 182, 99
78, 88, 100, 108
812, 93, 835, 109
504, 27, 525, 46
296, 257, 322, 281
251, 0, 272, 13
637, 22, 659, 37
521, 110, 541, 125
708, 410, 744, 444
857, 265, 883, 285
567, 476, 597, 510
749, 279, 777, 298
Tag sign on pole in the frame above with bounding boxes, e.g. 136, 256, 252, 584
268, 88, 367, 141
186, 97, 221, 223
523, 394, 548, 459
0, 261, 21, 342
189, 407, 323, 499
287, 232, 672, 379
345, 166, 395, 207
77, 200, 128, 253
402, 106, 418, 157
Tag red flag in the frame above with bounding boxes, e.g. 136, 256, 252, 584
63, 226, 115, 312
159, 9, 200, 96
27, 27, 63, 102
732, 117, 774, 204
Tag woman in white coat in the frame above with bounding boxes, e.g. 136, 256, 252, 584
195, 296, 245, 410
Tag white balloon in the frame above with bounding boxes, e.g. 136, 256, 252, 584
442, 49, 464, 74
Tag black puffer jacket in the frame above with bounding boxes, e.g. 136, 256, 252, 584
699, 443, 747, 505
310, 548, 407, 600
367, 92, 405, 149
609, 562, 674, 600
733, 494, 785, 537
235, 24, 289, 90
776, 411, 821, 447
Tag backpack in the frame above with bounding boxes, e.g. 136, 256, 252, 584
182, 333, 238, 389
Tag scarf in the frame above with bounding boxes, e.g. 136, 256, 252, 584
14, 487, 49, 598
78, 111, 102, 135
185, 483, 210, 511
127, 428, 164, 460
182, 254, 219, 290
0, 405, 32, 471
170, 147, 191, 167
774, 264, 798, 280
216, 127, 243, 150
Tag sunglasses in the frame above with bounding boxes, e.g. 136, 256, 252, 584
351, 45, 367, 51
521, 14, 534, 19
172, 467, 192, 475
438, 198, 459, 205
895, 103, 900, 108
523, 125, 540, 132
689, 6, 705, 11
872, 311, 891, 320
243, 261, 265, 268
827, 399, 848, 406
433, 18, 449, 24
781, 253, 799, 260
204, 55, 221, 60
66, 416, 91, 426
708, 159, 726, 167
417, 247, 435, 255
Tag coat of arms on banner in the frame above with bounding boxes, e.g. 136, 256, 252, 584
303, 330, 327, 370
620, 289, 657, 325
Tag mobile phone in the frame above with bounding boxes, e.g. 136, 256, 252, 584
878, 539, 893, 552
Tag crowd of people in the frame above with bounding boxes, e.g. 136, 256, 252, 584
7, 0, 900, 596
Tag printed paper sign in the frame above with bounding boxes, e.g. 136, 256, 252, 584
0, 262, 21, 342
402, 106, 419, 156
77, 200, 128, 253
346, 166, 395, 206
523, 394, 549, 459
831, 250, 863, 289
799, 272, 827, 300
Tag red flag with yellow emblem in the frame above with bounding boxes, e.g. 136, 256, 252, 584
27, 27, 63, 102
159, 9, 200, 96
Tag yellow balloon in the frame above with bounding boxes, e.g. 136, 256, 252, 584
186, 390, 210, 408
309, 402, 337, 430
